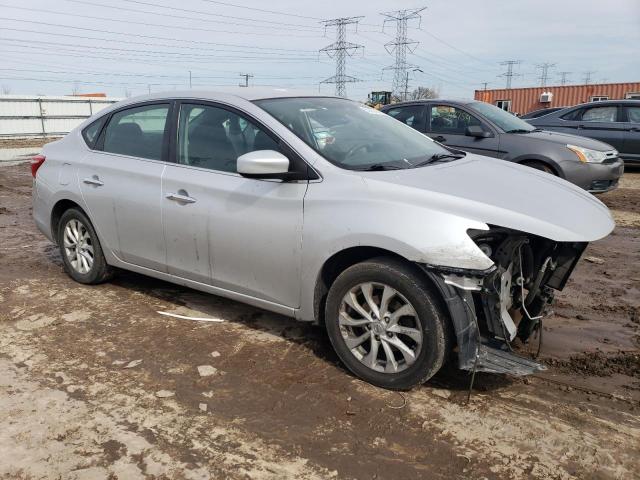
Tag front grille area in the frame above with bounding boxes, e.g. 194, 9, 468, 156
590, 179, 616, 191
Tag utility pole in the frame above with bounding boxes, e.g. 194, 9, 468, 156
558, 71, 571, 86
404, 68, 423, 100
498, 60, 521, 89
536, 62, 556, 87
381, 7, 426, 101
481, 82, 489, 91
583, 71, 596, 85
239, 73, 253, 87
189, 70, 192, 88
319, 17, 364, 97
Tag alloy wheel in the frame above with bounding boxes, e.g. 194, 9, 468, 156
338, 282, 423, 373
63, 219, 94, 274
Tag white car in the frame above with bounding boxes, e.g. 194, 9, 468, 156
32, 89, 614, 389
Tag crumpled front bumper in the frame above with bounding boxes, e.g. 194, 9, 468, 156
422, 268, 547, 375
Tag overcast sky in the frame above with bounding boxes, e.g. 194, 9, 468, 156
1, 0, 639, 100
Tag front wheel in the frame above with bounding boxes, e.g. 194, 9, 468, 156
325, 257, 448, 390
522, 160, 556, 175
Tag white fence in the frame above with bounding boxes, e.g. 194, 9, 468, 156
0, 95, 120, 138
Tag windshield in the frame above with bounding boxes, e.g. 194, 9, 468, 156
254, 97, 451, 170
470, 101, 535, 133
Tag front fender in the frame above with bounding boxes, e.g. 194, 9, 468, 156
297, 187, 494, 322
510, 153, 564, 178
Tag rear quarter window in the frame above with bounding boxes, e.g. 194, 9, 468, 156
561, 109, 581, 121
82, 116, 107, 148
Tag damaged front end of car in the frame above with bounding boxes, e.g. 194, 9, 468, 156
422, 226, 587, 376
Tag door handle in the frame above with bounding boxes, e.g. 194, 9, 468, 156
433, 135, 446, 142
82, 176, 104, 187
165, 192, 196, 204
630, 127, 640, 132
577, 124, 584, 129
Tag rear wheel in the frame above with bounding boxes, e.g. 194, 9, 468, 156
325, 257, 448, 390
57, 208, 113, 284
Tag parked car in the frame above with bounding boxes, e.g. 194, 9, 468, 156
32, 90, 614, 389
525, 99, 640, 165
520, 107, 566, 119
381, 99, 623, 193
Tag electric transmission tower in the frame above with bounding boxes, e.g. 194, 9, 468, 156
381, 7, 426, 101
558, 71, 571, 85
583, 70, 596, 85
498, 60, 521, 89
536, 62, 556, 87
319, 17, 364, 97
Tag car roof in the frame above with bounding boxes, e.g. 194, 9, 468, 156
568, 99, 640, 108
118, 87, 333, 104
381, 98, 477, 110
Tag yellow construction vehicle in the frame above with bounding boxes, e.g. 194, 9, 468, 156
367, 91, 392, 109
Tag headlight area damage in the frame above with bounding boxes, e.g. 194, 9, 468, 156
422, 226, 587, 376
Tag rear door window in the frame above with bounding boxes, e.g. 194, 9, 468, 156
581, 106, 618, 123
626, 106, 640, 123
428, 105, 482, 134
102, 104, 170, 160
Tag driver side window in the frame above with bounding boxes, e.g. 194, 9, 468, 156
429, 105, 482, 134
177, 103, 281, 173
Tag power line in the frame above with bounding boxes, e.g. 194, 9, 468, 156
536, 62, 556, 87
414, 29, 497, 68
196, 0, 322, 20
381, 7, 426, 100
115, 0, 322, 29
0, 36, 319, 60
60, 0, 321, 33
0, 4, 319, 38
319, 17, 364, 97
558, 71, 572, 85
499, 60, 521, 89
0, 19, 318, 53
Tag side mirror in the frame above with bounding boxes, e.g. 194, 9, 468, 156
237, 150, 290, 179
466, 125, 492, 138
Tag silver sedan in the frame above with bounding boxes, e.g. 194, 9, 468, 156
32, 89, 614, 389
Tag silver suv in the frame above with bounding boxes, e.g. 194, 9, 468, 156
32, 89, 614, 389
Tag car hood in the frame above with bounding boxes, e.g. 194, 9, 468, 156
361, 155, 614, 242
520, 129, 615, 151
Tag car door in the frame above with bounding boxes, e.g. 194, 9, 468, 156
78, 102, 171, 271
161, 101, 307, 307
384, 104, 426, 132
425, 103, 501, 157
621, 105, 640, 163
572, 104, 626, 151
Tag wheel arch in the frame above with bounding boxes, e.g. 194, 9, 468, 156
313, 247, 404, 326
312, 246, 450, 332
513, 155, 562, 177
50, 199, 87, 244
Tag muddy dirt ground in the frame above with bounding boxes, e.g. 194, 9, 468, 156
0, 163, 638, 479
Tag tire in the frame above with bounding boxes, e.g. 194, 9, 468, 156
57, 208, 114, 284
522, 160, 556, 175
325, 257, 448, 390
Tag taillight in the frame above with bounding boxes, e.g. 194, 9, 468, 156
30, 154, 46, 178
